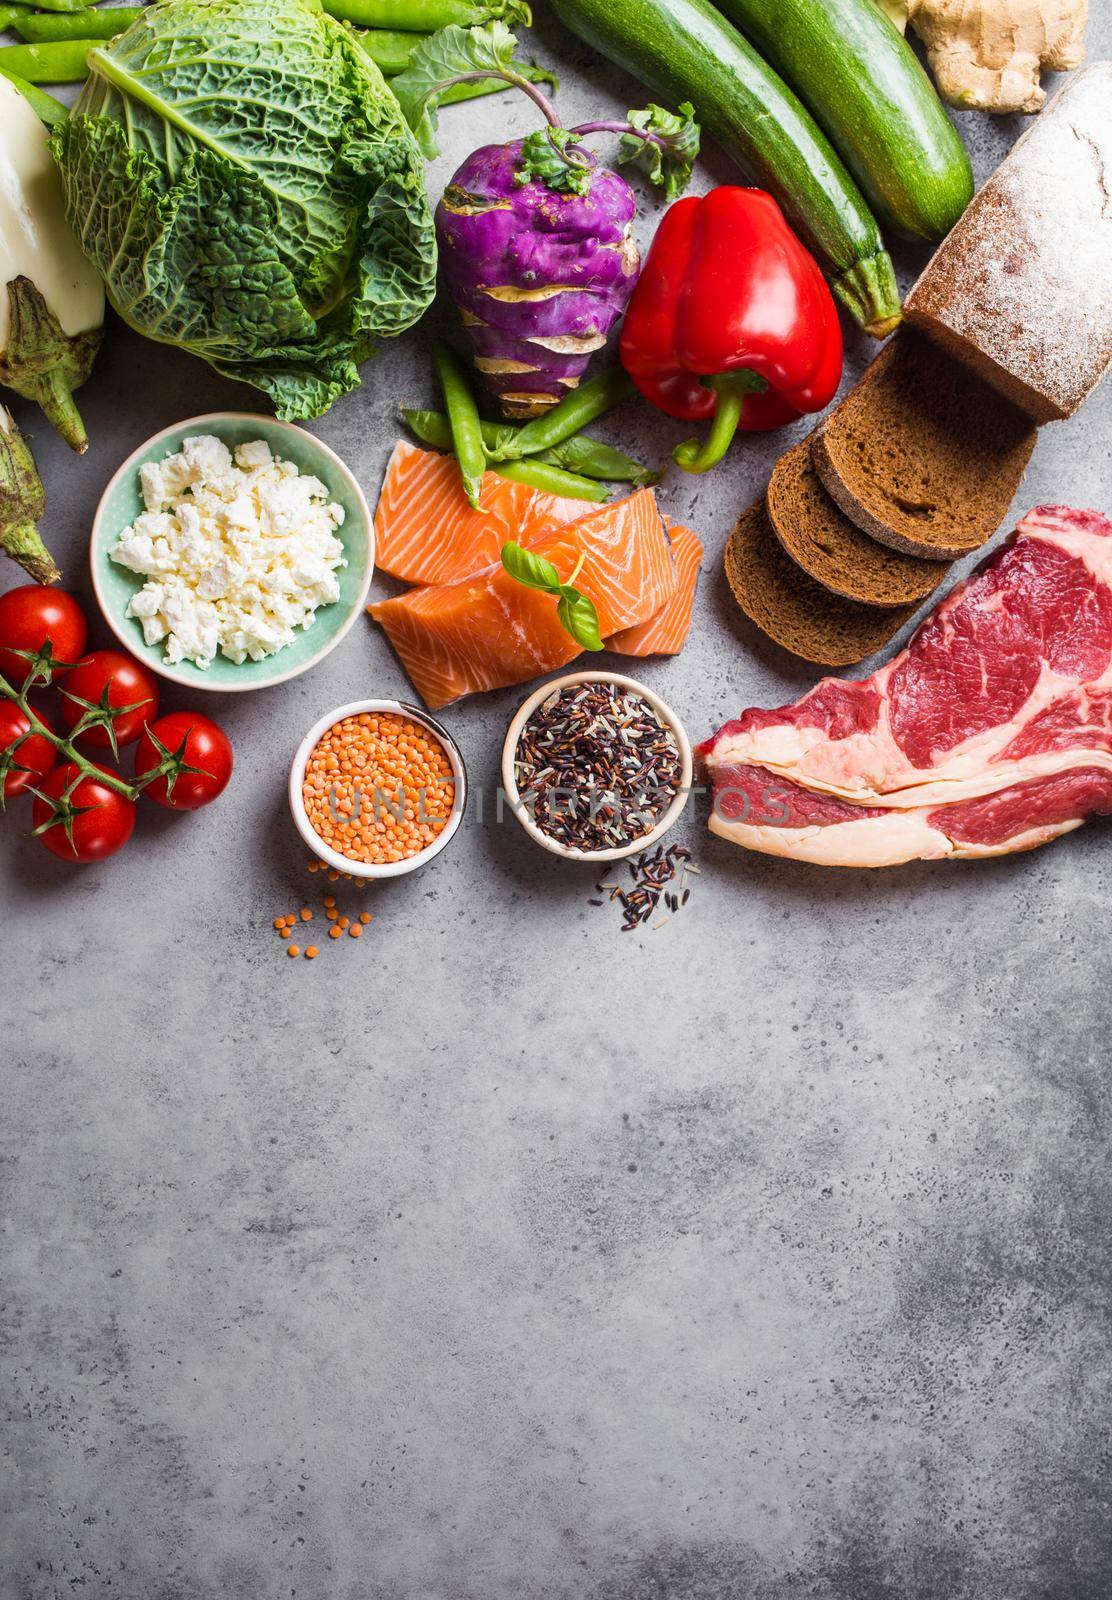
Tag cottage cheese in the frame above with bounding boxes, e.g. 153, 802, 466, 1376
109, 435, 347, 669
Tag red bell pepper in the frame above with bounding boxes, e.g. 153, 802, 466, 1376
619, 186, 843, 473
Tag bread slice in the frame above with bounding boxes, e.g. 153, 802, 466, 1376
767, 439, 947, 608
724, 496, 917, 667
905, 65, 1112, 424
812, 330, 1037, 559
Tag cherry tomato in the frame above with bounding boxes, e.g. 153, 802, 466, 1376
32, 762, 135, 862
0, 702, 56, 799
135, 711, 233, 809
59, 649, 159, 749
0, 587, 87, 685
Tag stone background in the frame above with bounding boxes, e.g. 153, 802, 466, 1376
3, 10, 1111, 1598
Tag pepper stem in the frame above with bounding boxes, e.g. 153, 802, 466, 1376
673, 371, 766, 474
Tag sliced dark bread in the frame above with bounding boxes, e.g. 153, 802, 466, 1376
767, 439, 948, 608
812, 330, 1037, 559
725, 497, 917, 667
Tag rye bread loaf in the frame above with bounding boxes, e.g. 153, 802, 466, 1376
906, 64, 1112, 424
724, 497, 917, 667
812, 331, 1037, 560
767, 439, 948, 608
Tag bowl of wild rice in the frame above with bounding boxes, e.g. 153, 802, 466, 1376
501, 671, 692, 862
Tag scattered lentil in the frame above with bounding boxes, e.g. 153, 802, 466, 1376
514, 683, 681, 852
288, 945, 299, 958
300, 908, 312, 921
349, 924, 362, 938
273, 917, 284, 931
302, 711, 455, 866
329, 925, 342, 940
323, 895, 335, 908
305, 946, 318, 959
280, 927, 291, 939
359, 912, 372, 925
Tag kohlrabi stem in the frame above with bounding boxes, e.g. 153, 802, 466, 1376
434, 68, 561, 127
0, 666, 139, 800
570, 118, 668, 153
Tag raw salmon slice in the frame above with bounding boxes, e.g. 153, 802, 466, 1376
608, 524, 703, 656
369, 488, 677, 709
374, 441, 597, 586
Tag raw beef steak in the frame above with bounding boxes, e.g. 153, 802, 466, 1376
701, 506, 1112, 866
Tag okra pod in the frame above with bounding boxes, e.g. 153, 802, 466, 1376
0, 39, 96, 82
13, 7, 142, 41
433, 343, 487, 510
487, 370, 636, 462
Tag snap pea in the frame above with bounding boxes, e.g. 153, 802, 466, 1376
14, 0, 95, 11
494, 460, 609, 502
0, 62, 67, 123
433, 343, 486, 511
0, 6, 31, 33
403, 409, 659, 486
324, 0, 528, 31
0, 39, 96, 80
486, 370, 636, 462
13, 7, 142, 41
355, 26, 423, 74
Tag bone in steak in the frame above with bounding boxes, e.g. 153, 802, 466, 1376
701, 506, 1112, 866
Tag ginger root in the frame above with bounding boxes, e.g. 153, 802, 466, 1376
880, 0, 1088, 113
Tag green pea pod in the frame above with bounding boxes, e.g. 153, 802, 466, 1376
402, 408, 658, 485
0, 39, 96, 82
433, 342, 486, 510
487, 370, 635, 461
0, 62, 68, 123
324, 0, 530, 30
494, 459, 608, 502
13, 8, 143, 42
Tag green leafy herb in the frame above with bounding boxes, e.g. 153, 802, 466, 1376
516, 127, 592, 195
501, 542, 603, 652
393, 21, 557, 159
618, 101, 700, 201
51, 0, 438, 421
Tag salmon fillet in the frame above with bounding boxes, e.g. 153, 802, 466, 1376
374, 441, 597, 586
608, 524, 703, 657
369, 488, 677, 708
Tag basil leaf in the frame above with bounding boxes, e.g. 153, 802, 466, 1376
501, 541, 561, 593
556, 587, 604, 652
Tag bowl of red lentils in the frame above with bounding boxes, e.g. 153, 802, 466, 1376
289, 700, 466, 878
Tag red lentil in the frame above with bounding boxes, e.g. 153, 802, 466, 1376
288, 944, 299, 958
302, 711, 455, 867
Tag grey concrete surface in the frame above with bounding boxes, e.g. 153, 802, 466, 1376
3, 14, 1112, 1599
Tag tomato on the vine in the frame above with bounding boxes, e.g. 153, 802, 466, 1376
0, 587, 87, 685
32, 763, 136, 862
135, 712, 233, 810
0, 703, 56, 799
59, 649, 159, 749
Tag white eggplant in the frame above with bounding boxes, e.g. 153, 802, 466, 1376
0, 76, 104, 453
0, 401, 56, 585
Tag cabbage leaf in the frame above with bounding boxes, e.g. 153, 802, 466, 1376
51, 0, 437, 419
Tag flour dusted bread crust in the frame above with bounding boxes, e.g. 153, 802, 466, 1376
724, 497, 917, 666
767, 439, 948, 608
812, 331, 1037, 560
905, 63, 1112, 424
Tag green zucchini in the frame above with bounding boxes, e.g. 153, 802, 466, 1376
548, 0, 901, 337
715, 0, 972, 241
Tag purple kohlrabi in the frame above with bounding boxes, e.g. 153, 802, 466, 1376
436, 142, 639, 419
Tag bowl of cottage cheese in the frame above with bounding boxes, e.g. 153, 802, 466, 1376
90, 413, 374, 691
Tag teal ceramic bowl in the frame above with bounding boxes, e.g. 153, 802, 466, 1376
90, 412, 374, 692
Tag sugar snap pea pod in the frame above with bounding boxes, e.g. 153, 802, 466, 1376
14, 0, 95, 10
433, 342, 486, 510
324, 0, 530, 31
403, 409, 658, 484
0, 6, 30, 32
486, 370, 635, 462
0, 39, 95, 81
494, 459, 609, 501
356, 27, 424, 74
0, 62, 67, 123
13, 8, 143, 41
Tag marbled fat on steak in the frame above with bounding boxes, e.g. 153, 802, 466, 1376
702, 506, 1112, 866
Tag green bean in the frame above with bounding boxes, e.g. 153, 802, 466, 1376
403, 409, 659, 485
433, 343, 487, 511
487, 370, 636, 462
324, 0, 527, 31
0, 38, 95, 80
0, 62, 66, 122
355, 26, 423, 74
13, 7, 141, 40
494, 459, 609, 502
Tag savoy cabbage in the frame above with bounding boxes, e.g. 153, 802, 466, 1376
51, 0, 437, 419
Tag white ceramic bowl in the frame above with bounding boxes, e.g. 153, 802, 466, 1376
289, 699, 467, 879
90, 412, 374, 693
501, 671, 693, 862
